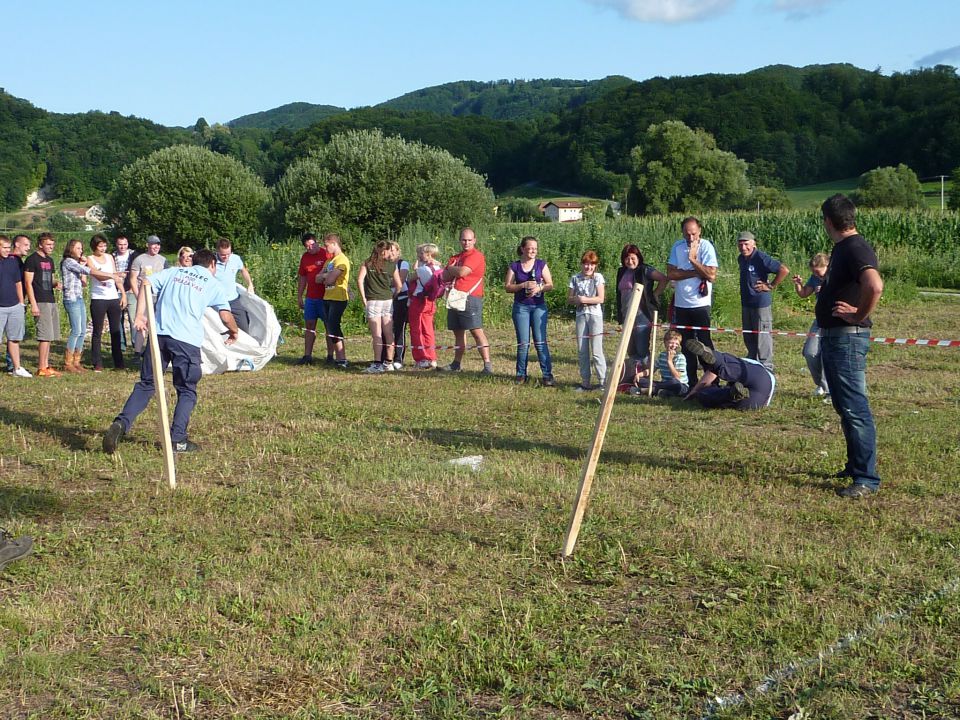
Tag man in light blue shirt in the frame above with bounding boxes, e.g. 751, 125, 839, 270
215, 237, 254, 333
103, 249, 238, 454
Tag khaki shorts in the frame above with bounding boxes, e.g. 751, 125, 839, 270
36, 302, 61, 341
0, 304, 25, 342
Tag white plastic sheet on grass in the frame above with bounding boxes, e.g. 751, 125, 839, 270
201, 286, 281, 375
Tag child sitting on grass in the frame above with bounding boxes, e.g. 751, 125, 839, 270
630, 329, 689, 397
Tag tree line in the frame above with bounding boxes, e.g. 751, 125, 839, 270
2, 63, 959, 213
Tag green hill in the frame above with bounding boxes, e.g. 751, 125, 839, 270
377, 76, 635, 120
227, 102, 347, 131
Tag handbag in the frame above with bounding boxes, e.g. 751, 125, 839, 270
446, 277, 483, 311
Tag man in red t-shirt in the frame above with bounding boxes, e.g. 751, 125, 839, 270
439, 227, 492, 374
296, 233, 331, 365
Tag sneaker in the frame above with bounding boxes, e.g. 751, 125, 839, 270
480, 366, 494, 376
0, 528, 33, 571
438, 363, 461, 373
393, 362, 403, 371
730, 381, 750, 402
383, 362, 395, 372
542, 376, 556, 387
174, 439, 201, 453
428, 361, 437, 369
37, 367, 62, 378
93, 365, 104, 373
12, 366, 32, 378
415, 360, 432, 370
363, 362, 385, 374
334, 360, 349, 370
294, 355, 314, 366
325, 356, 335, 365
574, 384, 593, 392
102, 420, 125, 454
515, 375, 528, 385
684, 338, 716, 366
813, 387, 827, 397
837, 482, 878, 498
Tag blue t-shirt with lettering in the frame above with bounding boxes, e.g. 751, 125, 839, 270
151, 266, 230, 347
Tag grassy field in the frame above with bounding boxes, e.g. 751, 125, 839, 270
2, 292, 959, 718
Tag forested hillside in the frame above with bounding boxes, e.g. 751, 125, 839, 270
2, 63, 958, 212
227, 102, 347, 131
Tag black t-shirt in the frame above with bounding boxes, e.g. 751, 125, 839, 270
815, 234, 878, 329
23, 252, 56, 303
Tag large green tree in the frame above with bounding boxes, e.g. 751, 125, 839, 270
851, 164, 924, 208
628, 120, 751, 214
267, 129, 494, 241
104, 145, 268, 250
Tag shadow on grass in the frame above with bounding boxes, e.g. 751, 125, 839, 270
0, 407, 89, 452
0, 485, 64, 520
401, 425, 755, 477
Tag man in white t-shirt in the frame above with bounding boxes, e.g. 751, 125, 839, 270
667, 216, 718, 386
127, 235, 169, 354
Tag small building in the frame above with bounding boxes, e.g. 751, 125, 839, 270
542, 201, 584, 223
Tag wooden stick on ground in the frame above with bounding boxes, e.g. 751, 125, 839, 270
647, 310, 659, 397
561, 282, 644, 558
143, 284, 176, 490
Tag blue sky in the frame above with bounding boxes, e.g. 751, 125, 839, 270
5, 0, 959, 127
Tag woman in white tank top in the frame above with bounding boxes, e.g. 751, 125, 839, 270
87, 235, 127, 371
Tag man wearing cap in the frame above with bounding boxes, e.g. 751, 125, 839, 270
817, 194, 883, 499
737, 231, 789, 370
127, 236, 169, 354
103, 249, 238, 454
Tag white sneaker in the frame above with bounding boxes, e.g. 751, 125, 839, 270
813, 387, 826, 397
12, 366, 32, 378
392, 362, 403, 371
383, 362, 395, 372
362, 363, 385, 374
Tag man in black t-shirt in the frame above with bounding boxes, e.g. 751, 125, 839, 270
23, 232, 62, 377
815, 194, 884, 498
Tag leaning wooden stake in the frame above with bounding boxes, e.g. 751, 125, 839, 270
143, 284, 176, 490
562, 283, 644, 558
647, 310, 659, 397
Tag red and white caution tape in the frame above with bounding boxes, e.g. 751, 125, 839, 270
663, 324, 960, 348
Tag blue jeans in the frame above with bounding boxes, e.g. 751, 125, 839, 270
820, 331, 880, 489
63, 297, 87, 351
512, 302, 553, 378
116, 336, 202, 443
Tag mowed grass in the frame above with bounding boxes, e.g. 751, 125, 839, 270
2, 298, 960, 719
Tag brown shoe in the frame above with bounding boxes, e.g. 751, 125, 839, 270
64, 350, 80, 373
38, 367, 62, 378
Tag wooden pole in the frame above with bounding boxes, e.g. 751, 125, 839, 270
143, 284, 176, 490
647, 310, 659, 397
561, 282, 644, 558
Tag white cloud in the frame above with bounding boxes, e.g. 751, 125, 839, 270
769, 0, 837, 20
585, 0, 734, 23
915, 45, 960, 68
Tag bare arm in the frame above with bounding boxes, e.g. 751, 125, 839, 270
832, 268, 883, 325
23, 270, 38, 315
504, 267, 522, 293
391, 268, 402, 295
650, 268, 668, 297
356, 264, 368, 304
218, 309, 240, 344
442, 264, 471, 281
297, 276, 307, 308
684, 369, 718, 400
755, 264, 790, 293
540, 265, 554, 294
793, 275, 816, 298
241, 266, 254, 293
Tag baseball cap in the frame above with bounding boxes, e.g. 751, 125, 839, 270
146, 235, 162, 245
736, 231, 755, 243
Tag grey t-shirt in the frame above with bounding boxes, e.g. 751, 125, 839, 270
130, 253, 169, 283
